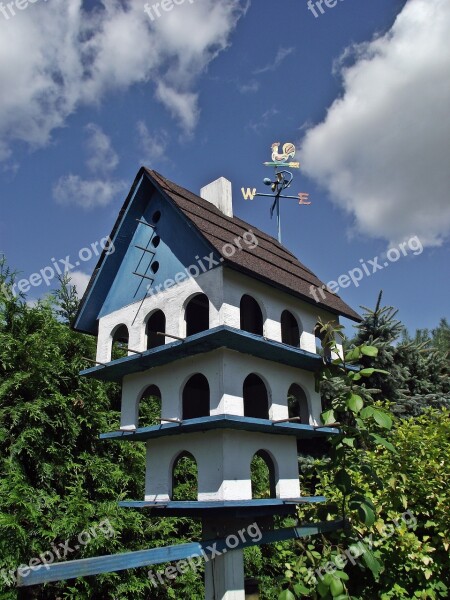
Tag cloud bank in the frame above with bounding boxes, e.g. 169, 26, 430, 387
300, 0, 450, 247
0, 0, 246, 157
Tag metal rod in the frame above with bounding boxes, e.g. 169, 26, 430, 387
136, 219, 155, 228
153, 331, 185, 341
132, 290, 151, 326
133, 272, 154, 281
83, 358, 107, 367
272, 417, 301, 424
124, 348, 143, 355
135, 245, 156, 254
159, 418, 182, 424
254, 192, 301, 200
277, 196, 281, 243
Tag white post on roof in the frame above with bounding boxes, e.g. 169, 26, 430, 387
200, 177, 233, 218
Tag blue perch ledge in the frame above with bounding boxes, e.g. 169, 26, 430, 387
100, 415, 340, 442
118, 497, 327, 517
80, 325, 323, 382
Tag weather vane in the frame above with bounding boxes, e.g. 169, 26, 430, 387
241, 142, 311, 243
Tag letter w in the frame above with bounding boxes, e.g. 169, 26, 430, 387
241, 188, 257, 200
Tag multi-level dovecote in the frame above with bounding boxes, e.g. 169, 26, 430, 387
74, 168, 361, 599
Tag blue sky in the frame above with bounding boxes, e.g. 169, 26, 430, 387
0, 0, 448, 336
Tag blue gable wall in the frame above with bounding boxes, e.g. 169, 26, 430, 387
75, 172, 219, 332
99, 184, 215, 317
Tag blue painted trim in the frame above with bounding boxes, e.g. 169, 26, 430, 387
100, 415, 339, 442
119, 498, 326, 510
74, 170, 219, 335
117, 497, 327, 517
17, 519, 344, 587
74, 175, 145, 334
80, 325, 322, 382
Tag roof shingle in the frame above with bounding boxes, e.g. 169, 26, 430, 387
147, 169, 361, 322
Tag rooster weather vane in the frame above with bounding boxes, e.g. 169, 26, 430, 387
241, 142, 311, 243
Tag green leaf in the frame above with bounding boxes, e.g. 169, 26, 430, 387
349, 494, 375, 511
317, 578, 330, 598
345, 347, 361, 361
357, 502, 376, 526
294, 583, 311, 595
359, 368, 376, 377
330, 577, 345, 597
278, 591, 295, 600
362, 550, 383, 578
342, 437, 355, 447
347, 393, 364, 413
360, 406, 375, 419
370, 433, 396, 453
335, 469, 352, 493
372, 409, 392, 430
334, 571, 349, 581
360, 345, 379, 357
321, 409, 336, 426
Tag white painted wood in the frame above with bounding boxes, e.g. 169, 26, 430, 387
144, 430, 300, 502
120, 348, 321, 430
96, 264, 339, 364
96, 268, 224, 363
205, 549, 245, 600
200, 177, 233, 218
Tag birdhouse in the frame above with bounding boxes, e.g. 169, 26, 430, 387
74, 168, 360, 599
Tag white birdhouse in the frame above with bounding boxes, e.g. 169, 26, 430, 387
74, 168, 360, 599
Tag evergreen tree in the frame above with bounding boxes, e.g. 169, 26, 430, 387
0, 260, 202, 599
350, 292, 450, 416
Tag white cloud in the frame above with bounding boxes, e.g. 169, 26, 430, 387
0, 0, 247, 157
253, 47, 295, 75
52, 175, 126, 210
137, 121, 168, 165
69, 270, 91, 298
85, 124, 119, 175
52, 122, 125, 208
300, 0, 450, 248
238, 79, 260, 94
155, 82, 199, 132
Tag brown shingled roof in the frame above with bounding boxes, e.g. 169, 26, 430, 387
147, 169, 361, 322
